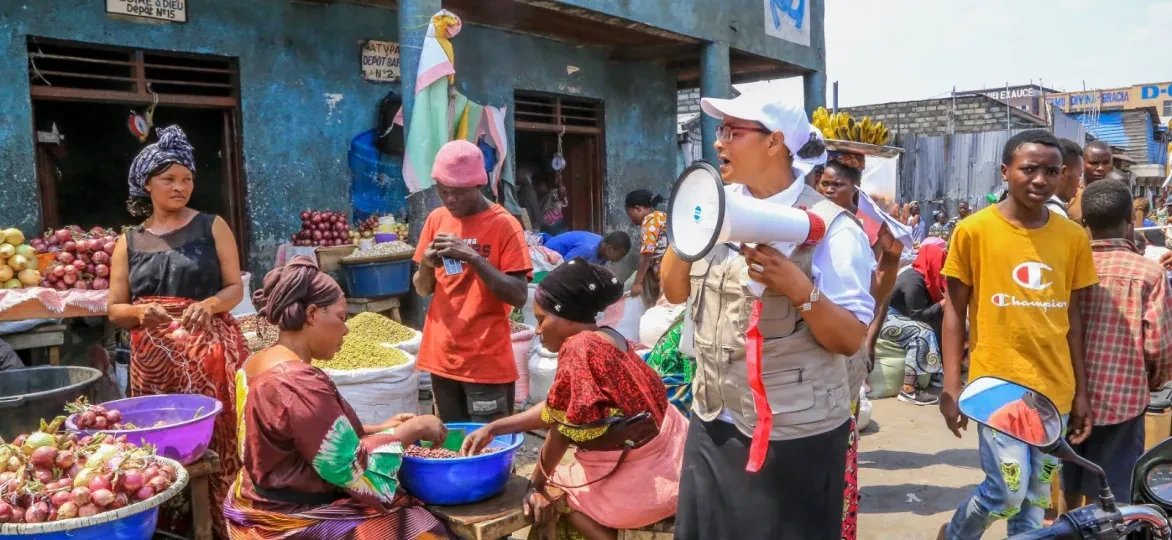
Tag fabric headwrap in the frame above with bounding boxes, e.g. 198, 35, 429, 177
828, 150, 865, 172
127, 125, 197, 198
535, 258, 623, 324
912, 244, 948, 304
253, 256, 344, 331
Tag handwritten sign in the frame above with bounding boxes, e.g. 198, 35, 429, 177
361, 40, 400, 83
106, 0, 187, 23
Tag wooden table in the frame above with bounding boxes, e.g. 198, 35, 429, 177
346, 296, 402, 322
185, 450, 222, 540
618, 518, 676, 540
5, 323, 66, 365
426, 475, 565, 540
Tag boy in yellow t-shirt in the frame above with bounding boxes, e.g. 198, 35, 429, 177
937, 130, 1098, 540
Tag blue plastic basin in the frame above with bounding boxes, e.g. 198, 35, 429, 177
0, 508, 159, 540
342, 259, 412, 297
398, 422, 524, 505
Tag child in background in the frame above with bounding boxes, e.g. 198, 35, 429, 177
1061, 179, 1172, 509
937, 130, 1098, 540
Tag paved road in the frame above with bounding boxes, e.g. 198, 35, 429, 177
859, 397, 1009, 539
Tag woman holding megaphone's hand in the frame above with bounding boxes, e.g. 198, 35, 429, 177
663, 94, 877, 540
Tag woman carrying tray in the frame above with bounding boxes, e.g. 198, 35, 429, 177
461, 258, 687, 540
224, 256, 456, 539
107, 126, 248, 538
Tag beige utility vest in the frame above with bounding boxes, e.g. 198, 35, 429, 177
687, 184, 858, 440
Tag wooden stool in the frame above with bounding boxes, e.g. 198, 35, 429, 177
5, 323, 66, 366
185, 450, 222, 540
346, 296, 402, 322
426, 475, 565, 540
619, 517, 676, 540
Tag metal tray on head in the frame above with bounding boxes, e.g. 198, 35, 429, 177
826, 139, 904, 158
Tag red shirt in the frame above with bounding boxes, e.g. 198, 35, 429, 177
413, 204, 532, 384
1076, 239, 1172, 425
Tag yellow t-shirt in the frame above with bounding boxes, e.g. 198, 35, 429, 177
941, 206, 1098, 413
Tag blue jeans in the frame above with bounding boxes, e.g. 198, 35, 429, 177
944, 423, 1062, 539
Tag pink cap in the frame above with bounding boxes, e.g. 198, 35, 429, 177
431, 140, 488, 188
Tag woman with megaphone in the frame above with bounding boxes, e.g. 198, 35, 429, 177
663, 94, 878, 540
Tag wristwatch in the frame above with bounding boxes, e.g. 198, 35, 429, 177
797, 286, 820, 312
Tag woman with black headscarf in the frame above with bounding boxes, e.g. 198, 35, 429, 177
107, 125, 247, 538
461, 258, 688, 540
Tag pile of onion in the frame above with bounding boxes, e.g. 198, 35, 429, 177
37, 226, 116, 291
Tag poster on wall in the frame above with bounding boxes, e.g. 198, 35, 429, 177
361, 40, 401, 83
763, 0, 810, 46
105, 0, 187, 23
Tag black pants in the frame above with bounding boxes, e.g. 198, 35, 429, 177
674, 417, 851, 540
431, 374, 515, 423
1061, 413, 1145, 503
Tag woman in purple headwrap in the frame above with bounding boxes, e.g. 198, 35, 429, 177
224, 256, 456, 540
106, 125, 248, 538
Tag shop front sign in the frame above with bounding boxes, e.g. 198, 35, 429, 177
106, 0, 187, 23
361, 40, 400, 83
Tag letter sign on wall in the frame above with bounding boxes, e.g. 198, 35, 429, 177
360, 40, 401, 83
106, 0, 188, 23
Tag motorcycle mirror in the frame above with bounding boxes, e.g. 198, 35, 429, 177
959, 376, 1117, 513
958, 377, 1063, 448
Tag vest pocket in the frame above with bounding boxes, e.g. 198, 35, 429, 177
756, 294, 796, 338
739, 367, 830, 426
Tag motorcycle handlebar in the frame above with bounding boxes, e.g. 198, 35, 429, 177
1004, 518, 1079, 540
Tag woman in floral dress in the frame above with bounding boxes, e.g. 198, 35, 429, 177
223, 256, 455, 539
625, 190, 668, 302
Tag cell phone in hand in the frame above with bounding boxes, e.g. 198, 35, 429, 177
441, 257, 464, 276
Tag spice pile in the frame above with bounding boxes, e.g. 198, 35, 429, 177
239, 315, 279, 353
0, 417, 178, 524
346, 312, 417, 344
510, 321, 531, 334
341, 241, 414, 264
311, 313, 418, 371
404, 445, 501, 459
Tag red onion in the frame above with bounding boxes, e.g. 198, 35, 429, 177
120, 469, 144, 492
88, 475, 110, 495
55, 450, 75, 469
55, 229, 72, 243
10, 506, 23, 523
70, 486, 90, 506
52, 264, 66, 277
77, 503, 98, 517
311, 212, 322, 223
73, 259, 87, 271
57, 252, 74, 264
51, 490, 72, 508
92, 251, 110, 265
54, 280, 69, 291
29, 446, 57, 468
75, 280, 90, 290
134, 486, 154, 501
160, 464, 177, 482
112, 492, 129, 509
106, 409, 121, 423
24, 505, 46, 524
301, 211, 310, 220
0, 502, 11, 523
92, 415, 106, 429
92, 278, 109, 290
91, 489, 115, 507
311, 230, 323, 241
63, 241, 76, 253
32, 467, 53, 484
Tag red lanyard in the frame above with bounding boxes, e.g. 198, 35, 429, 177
745, 299, 771, 472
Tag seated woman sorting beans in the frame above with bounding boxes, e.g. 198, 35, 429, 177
223, 256, 456, 539
461, 258, 687, 540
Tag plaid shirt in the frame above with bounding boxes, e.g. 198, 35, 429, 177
1076, 239, 1172, 425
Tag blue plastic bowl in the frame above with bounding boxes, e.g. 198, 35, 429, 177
398, 422, 524, 505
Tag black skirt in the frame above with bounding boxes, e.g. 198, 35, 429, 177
674, 417, 851, 540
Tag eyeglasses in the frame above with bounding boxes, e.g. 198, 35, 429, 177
717, 124, 771, 142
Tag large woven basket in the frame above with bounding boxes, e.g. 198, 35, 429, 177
0, 456, 189, 538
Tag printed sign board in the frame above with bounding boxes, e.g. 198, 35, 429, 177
361, 40, 400, 83
106, 0, 187, 23
763, 0, 811, 46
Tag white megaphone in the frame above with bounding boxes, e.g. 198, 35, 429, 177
666, 163, 827, 262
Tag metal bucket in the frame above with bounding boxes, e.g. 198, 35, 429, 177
0, 366, 102, 440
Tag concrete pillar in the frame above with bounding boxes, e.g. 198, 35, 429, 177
398, 0, 441, 131
700, 41, 731, 165
804, 71, 827, 118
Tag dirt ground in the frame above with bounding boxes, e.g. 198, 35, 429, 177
858, 396, 1008, 539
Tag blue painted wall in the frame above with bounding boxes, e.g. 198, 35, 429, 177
0, 0, 399, 275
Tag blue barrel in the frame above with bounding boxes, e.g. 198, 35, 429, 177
349, 130, 408, 221
342, 259, 412, 297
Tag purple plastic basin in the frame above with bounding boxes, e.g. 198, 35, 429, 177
65, 394, 222, 465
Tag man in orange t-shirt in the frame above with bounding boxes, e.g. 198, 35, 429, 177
413, 141, 532, 423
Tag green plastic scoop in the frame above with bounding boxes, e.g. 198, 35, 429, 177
421, 428, 466, 452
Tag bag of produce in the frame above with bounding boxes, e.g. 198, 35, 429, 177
527, 338, 558, 404
639, 302, 685, 349
511, 322, 535, 406
520, 283, 540, 328
318, 352, 420, 427
346, 312, 422, 354
598, 296, 649, 344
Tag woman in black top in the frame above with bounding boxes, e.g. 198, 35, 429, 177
106, 126, 246, 539
881, 242, 947, 406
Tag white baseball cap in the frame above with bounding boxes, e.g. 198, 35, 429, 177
700, 92, 827, 176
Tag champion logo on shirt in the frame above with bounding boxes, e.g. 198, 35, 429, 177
1011, 261, 1053, 291
990, 293, 1067, 311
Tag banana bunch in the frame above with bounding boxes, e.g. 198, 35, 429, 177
811, 107, 890, 146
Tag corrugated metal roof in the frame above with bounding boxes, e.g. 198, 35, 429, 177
895, 130, 1026, 216
1074, 111, 1129, 149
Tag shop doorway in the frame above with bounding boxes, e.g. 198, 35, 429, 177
26, 37, 247, 263
513, 92, 604, 234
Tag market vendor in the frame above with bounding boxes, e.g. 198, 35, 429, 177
461, 259, 686, 540
225, 256, 456, 539
625, 190, 667, 302
413, 140, 532, 423
662, 94, 876, 540
543, 230, 631, 265
107, 125, 247, 538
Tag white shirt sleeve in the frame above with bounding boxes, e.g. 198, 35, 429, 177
810, 214, 877, 325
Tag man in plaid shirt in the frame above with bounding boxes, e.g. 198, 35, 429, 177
1062, 179, 1172, 509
